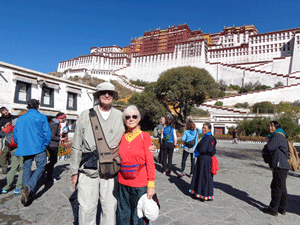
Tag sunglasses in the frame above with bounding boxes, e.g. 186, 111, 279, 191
125, 115, 138, 120
100, 91, 114, 97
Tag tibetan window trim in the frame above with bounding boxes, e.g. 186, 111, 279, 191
13, 75, 37, 84
67, 87, 82, 95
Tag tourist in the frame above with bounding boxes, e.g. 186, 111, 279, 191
1, 110, 27, 195
14, 99, 52, 205
160, 116, 177, 175
178, 120, 202, 178
116, 105, 155, 225
154, 117, 165, 163
45, 112, 66, 183
190, 122, 217, 201
232, 129, 238, 144
70, 82, 156, 225
0, 107, 14, 174
262, 121, 289, 216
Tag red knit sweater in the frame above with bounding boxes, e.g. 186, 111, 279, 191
118, 132, 155, 187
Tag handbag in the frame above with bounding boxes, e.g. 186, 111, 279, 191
89, 108, 121, 178
211, 156, 219, 175
185, 129, 198, 148
120, 163, 145, 180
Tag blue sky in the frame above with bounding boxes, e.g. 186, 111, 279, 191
1, 0, 299, 73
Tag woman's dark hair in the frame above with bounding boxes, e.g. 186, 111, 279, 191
186, 120, 196, 131
56, 112, 65, 118
27, 99, 40, 109
270, 121, 281, 129
165, 115, 173, 126
203, 122, 212, 130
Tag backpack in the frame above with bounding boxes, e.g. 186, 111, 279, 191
2, 125, 17, 149
153, 127, 159, 138
278, 132, 300, 171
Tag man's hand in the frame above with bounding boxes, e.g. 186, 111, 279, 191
149, 144, 156, 155
71, 174, 78, 188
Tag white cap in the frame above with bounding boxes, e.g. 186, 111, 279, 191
137, 194, 160, 221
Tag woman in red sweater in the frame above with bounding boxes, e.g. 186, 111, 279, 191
117, 105, 156, 225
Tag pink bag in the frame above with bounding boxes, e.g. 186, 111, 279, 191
211, 156, 219, 175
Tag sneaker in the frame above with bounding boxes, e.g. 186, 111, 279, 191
14, 188, 21, 196
21, 185, 30, 205
162, 172, 166, 175
177, 172, 185, 178
1, 189, 7, 194
262, 207, 278, 216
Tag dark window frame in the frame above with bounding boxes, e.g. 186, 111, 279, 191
67, 92, 77, 110
14, 81, 31, 104
41, 86, 54, 108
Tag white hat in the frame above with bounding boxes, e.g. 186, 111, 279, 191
93, 82, 119, 104
137, 194, 160, 221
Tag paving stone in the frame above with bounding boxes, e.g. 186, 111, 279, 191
0, 141, 300, 224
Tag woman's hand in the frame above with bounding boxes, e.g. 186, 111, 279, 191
147, 187, 155, 199
149, 145, 156, 155
72, 174, 78, 188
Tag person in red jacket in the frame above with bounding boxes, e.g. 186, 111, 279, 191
117, 105, 156, 225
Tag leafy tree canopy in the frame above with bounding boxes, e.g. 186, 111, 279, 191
154, 66, 219, 125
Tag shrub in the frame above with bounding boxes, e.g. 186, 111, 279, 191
190, 107, 210, 117
214, 101, 223, 106
234, 102, 249, 108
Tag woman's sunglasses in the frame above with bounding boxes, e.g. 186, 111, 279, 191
125, 115, 138, 120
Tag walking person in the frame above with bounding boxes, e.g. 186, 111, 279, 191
45, 112, 66, 183
154, 117, 165, 163
70, 82, 156, 224
160, 116, 177, 175
232, 129, 238, 144
190, 122, 217, 201
1, 110, 27, 195
14, 99, 52, 205
116, 105, 156, 225
0, 107, 14, 174
262, 121, 289, 216
178, 120, 202, 178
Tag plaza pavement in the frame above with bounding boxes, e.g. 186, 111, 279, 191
1, 141, 300, 225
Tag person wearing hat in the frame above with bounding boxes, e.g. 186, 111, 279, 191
70, 82, 156, 225
13, 99, 52, 205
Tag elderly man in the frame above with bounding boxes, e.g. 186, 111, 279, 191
14, 99, 52, 205
71, 82, 155, 225
0, 107, 14, 174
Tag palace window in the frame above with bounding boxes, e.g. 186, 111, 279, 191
41, 87, 54, 108
67, 92, 77, 110
14, 81, 31, 104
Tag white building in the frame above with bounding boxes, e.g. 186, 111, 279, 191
57, 24, 300, 88
0, 61, 96, 132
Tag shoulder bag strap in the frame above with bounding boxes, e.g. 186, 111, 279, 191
89, 108, 118, 163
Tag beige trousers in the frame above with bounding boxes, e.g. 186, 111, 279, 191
78, 173, 117, 225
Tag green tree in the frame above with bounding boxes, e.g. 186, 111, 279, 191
129, 83, 168, 130
155, 66, 219, 125
252, 101, 276, 114
237, 117, 271, 136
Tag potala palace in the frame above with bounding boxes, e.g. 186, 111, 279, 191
56, 23, 300, 134
57, 24, 300, 88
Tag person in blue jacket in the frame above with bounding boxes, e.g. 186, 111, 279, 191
14, 99, 52, 205
178, 120, 202, 178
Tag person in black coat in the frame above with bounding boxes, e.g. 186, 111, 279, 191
45, 112, 66, 183
0, 107, 15, 174
190, 122, 216, 201
262, 121, 289, 216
